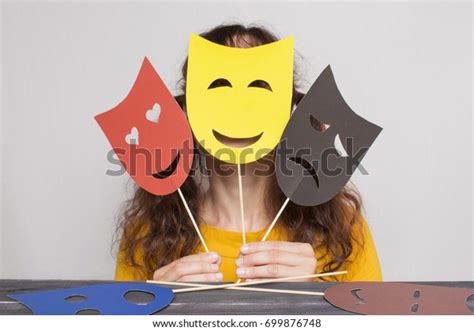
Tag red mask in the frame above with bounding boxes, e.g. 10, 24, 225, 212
324, 282, 474, 315
95, 58, 194, 196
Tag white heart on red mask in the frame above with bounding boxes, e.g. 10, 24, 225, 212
146, 103, 161, 123
125, 127, 139, 145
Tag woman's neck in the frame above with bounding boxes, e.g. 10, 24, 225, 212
200, 159, 272, 232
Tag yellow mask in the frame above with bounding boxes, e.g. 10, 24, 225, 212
186, 33, 294, 164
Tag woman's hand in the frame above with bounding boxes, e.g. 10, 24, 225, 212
152, 252, 223, 282
236, 241, 317, 281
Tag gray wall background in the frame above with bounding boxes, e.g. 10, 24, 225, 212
1, 1, 472, 280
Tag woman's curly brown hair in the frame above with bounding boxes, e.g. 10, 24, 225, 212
116, 24, 364, 280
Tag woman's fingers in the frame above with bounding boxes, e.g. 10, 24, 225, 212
236, 241, 317, 281
177, 252, 221, 264
241, 241, 314, 257
153, 252, 221, 280
177, 273, 223, 282
236, 249, 309, 267
236, 264, 299, 279
160, 261, 220, 281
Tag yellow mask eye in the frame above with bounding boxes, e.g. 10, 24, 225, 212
186, 33, 294, 164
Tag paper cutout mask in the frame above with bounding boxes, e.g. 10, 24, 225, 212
7, 283, 174, 315
95, 58, 194, 195
186, 33, 294, 164
275, 66, 382, 206
324, 282, 474, 315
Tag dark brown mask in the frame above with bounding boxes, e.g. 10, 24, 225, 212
275, 66, 382, 206
324, 282, 474, 315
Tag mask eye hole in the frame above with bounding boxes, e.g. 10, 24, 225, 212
248, 79, 272, 91
309, 114, 329, 132
208, 78, 232, 89
334, 134, 349, 157
76, 309, 100, 315
350, 288, 367, 305
64, 295, 87, 303
124, 290, 156, 305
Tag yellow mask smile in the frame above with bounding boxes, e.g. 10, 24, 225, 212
186, 33, 294, 164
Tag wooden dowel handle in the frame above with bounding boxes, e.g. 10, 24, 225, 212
148, 270, 346, 294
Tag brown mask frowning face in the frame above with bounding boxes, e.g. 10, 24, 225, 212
324, 282, 474, 315
275, 66, 382, 206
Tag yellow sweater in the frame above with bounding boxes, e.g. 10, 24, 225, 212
115, 218, 382, 282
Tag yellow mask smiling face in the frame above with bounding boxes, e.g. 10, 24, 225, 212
186, 33, 294, 164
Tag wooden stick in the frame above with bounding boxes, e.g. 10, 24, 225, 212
148, 270, 346, 293
152, 280, 324, 296
237, 164, 246, 245
261, 197, 290, 241
177, 188, 209, 252
235, 197, 289, 284
235, 164, 247, 285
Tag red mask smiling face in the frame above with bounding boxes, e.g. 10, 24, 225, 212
95, 58, 194, 196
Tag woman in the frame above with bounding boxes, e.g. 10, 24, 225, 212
115, 24, 382, 282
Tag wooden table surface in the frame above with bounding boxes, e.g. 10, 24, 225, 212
1, 280, 473, 315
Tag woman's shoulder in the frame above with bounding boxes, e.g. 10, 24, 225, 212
341, 214, 383, 281
114, 220, 150, 281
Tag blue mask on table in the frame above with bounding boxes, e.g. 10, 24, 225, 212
8, 282, 174, 315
